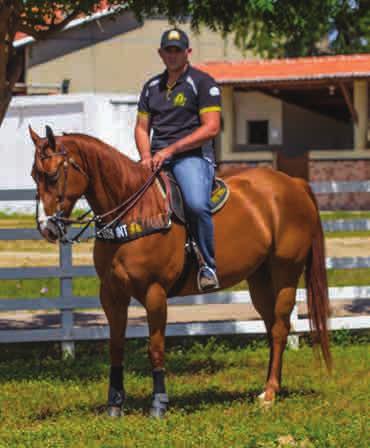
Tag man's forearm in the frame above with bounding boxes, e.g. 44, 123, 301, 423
135, 126, 152, 160
171, 124, 219, 155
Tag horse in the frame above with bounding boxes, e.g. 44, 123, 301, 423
29, 126, 331, 418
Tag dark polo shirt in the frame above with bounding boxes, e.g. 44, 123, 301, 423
138, 65, 221, 163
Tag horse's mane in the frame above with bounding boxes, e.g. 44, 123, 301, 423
61, 133, 169, 226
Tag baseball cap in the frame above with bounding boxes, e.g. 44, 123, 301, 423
160, 28, 189, 50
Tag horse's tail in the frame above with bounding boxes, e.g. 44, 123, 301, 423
304, 185, 332, 371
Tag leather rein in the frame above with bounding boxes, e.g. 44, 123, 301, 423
34, 144, 161, 244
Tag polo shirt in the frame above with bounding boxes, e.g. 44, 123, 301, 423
137, 65, 221, 162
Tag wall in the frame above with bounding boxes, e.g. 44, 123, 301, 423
310, 159, 370, 210
234, 91, 282, 148
26, 14, 251, 95
282, 102, 352, 154
0, 94, 139, 211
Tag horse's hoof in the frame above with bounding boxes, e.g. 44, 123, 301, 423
150, 393, 169, 419
257, 391, 274, 408
107, 406, 123, 417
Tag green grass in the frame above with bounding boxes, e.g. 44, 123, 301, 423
320, 211, 370, 220
0, 337, 368, 447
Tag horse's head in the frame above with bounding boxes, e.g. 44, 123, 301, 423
30, 126, 89, 243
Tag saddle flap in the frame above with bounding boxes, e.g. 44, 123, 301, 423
158, 171, 229, 224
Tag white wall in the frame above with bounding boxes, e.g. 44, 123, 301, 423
0, 93, 139, 211
234, 91, 282, 145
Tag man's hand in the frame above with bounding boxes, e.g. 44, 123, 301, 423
141, 157, 153, 171
152, 147, 175, 170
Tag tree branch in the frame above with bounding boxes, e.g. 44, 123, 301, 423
17, 9, 81, 41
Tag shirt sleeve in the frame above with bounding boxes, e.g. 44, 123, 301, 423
198, 76, 222, 115
137, 83, 151, 118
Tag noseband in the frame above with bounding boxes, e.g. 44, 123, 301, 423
34, 143, 161, 244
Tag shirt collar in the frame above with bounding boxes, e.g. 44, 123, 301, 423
160, 64, 191, 90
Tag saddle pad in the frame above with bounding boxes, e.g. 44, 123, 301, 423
158, 172, 230, 224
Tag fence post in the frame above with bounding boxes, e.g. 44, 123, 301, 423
60, 242, 75, 359
287, 304, 299, 350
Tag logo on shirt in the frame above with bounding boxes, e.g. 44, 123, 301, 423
209, 86, 220, 96
173, 92, 187, 106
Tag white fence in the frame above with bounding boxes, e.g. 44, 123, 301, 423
0, 182, 369, 354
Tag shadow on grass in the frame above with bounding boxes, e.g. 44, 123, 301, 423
0, 336, 269, 383
29, 386, 321, 421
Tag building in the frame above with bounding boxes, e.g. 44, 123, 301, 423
14, 10, 250, 95
11, 11, 370, 209
198, 54, 370, 208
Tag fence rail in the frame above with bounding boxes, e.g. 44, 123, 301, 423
1, 181, 369, 353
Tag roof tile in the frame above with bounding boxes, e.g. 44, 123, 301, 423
197, 54, 370, 84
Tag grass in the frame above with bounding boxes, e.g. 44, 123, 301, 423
0, 336, 368, 447
320, 211, 370, 220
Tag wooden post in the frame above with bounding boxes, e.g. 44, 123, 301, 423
353, 80, 368, 150
220, 85, 235, 158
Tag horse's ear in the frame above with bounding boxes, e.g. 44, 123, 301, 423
45, 125, 56, 151
29, 126, 41, 146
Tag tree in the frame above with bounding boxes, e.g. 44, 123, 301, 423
0, 0, 126, 125
1, 0, 369, 127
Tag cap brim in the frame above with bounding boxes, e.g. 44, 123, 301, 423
161, 41, 187, 50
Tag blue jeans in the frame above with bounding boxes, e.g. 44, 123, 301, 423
168, 156, 216, 270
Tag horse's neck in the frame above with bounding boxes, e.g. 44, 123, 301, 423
75, 137, 149, 216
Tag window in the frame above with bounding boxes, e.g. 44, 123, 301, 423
247, 120, 269, 145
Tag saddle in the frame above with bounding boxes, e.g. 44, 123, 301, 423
157, 171, 229, 224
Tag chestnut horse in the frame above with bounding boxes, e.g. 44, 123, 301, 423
30, 126, 331, 418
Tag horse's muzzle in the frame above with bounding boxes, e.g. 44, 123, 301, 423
38, 215, 69, 243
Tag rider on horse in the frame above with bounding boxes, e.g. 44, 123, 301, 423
135, 28, 222, 292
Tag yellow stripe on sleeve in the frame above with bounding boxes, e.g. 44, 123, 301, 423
199, 106, 222, 114
138, 111, 150, 118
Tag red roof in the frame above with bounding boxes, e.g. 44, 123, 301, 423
197, 54, 370, 84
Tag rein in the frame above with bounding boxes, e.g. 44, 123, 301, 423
35, 144, 161, 244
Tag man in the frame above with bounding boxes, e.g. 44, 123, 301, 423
135, 28, 222, 291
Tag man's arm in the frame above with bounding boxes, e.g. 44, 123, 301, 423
135, 114, 153, 169
151, 111, 221, 170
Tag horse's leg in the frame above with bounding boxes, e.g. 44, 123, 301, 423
247, 262, 276, 397
144, 283, 169, 418
100, 281, 130, 417
261, 260, 303, 404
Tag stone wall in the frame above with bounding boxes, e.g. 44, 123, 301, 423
217, 159, 370, 210
309, 159, 370, 210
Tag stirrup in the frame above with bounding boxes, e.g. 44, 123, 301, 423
197, 266, 220, 292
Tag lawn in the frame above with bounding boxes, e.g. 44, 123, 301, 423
0, 336, 368, 448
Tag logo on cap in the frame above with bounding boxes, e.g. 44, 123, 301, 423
168, 30, 180, 40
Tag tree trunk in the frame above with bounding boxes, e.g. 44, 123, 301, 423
0, 0, 23, 127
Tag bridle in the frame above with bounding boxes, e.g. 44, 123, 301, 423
34, 142, 161, 244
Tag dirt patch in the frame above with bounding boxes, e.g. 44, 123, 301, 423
326, 237, 370, 257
